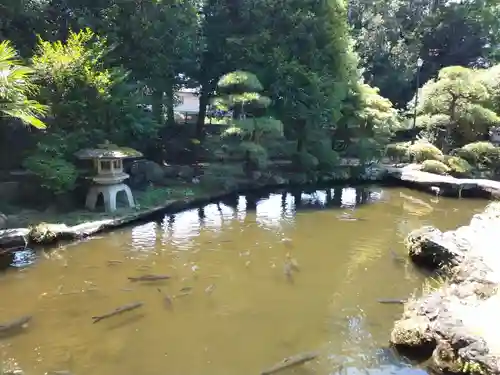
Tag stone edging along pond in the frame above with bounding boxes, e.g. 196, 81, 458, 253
386, 164, 500, 199
390, 202, 500, 375
0, 179, 343, 251
0, 190, 252, 251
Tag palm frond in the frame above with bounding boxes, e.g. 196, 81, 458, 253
0, 40, 48, 128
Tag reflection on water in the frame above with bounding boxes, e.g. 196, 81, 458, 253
0, 186, 487, 375
130, 186, 386, 253
10, 249, 37, 268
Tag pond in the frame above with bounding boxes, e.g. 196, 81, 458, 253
0, 186, 488, 375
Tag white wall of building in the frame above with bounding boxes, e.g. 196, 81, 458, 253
175, 90, 199, 114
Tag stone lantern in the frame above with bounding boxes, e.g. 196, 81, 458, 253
75, 144, 143, 212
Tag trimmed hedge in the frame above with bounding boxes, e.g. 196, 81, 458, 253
421, 159, 450, 175
409, 143, 444, 163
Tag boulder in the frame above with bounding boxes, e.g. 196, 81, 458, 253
129, 160, 165, 187
178, 165, 195, 180
405, 226, 470, 269
163, 165, 180, 178
0, 228, 30, 248
391, 202, 500, 375
390, 315, 433, 348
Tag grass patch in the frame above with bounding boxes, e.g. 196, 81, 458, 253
421, 274, 447, 295
134, 185, 199, 208
406, 273, 448, 302
5, 183, 214, 228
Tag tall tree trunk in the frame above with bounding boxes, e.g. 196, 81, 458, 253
445, 97, 458, 152
196, 85, 210, 139
164, 82, 176, 127
296, 120, 306, 152
151, 89, 164, 126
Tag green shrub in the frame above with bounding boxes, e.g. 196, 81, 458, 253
260, 137, 295, 160
317, 149, 340, 171
23, 153, 78, 195
444, 156, 472, 176
199, 163, 245, 191
408, 143, 444, 163
307, 141, 340, 171
240, 141, 269, 170
217, 71, 263, 93
456, 142, 500, 166
420, 159, 450, 175
452, 147, 475, 163
346, 137, 383, 163
291, 152, 319, 172
385, 142, 410, 161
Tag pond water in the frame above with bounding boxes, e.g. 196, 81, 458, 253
0, 186, 488, 375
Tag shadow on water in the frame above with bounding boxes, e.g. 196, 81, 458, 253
0, 185, 488, 375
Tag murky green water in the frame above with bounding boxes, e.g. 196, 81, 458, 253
0, 186, 487, 375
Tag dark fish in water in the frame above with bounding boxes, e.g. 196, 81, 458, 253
338, 216, 357, 221
338, 212, 367, 221
157, 288, 173, 309
0, 315, 32, 333
205, 284, 216, 294
261, 351, 319, 375
284, 262, 294, 283
128, 274, 171, 282
286, 253, 300, 272
180, 286, 192, 292
107, 260, 123, 265
91, 301, 144, 323
390, 249, 405, 264
377, 298, 407, 304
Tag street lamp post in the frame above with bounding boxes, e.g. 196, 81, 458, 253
411, 57, 424, 146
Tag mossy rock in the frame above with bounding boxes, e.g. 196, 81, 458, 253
390, 316, 433, 347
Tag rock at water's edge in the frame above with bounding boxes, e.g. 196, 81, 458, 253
404, 226, 471, 269
0, 228, 30, 248
391, 202, 500, 375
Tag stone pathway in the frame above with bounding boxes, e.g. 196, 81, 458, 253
386, 164, 500, 197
